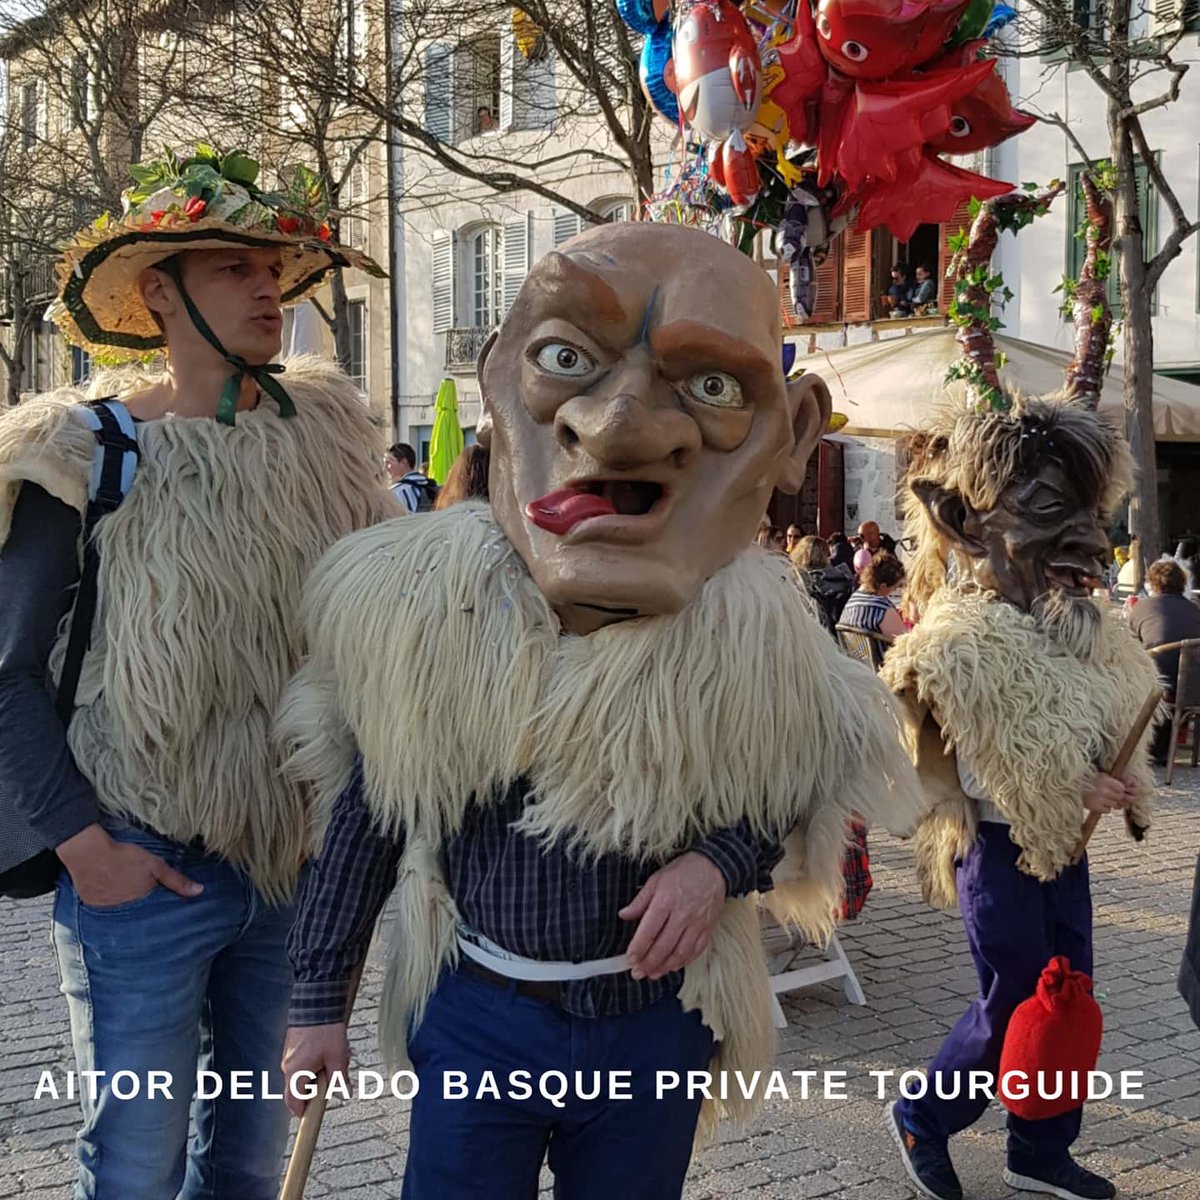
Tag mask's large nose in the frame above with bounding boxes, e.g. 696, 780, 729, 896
1061, 514, 1112, 577
553, 354, 701, 471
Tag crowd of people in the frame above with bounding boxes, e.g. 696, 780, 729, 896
757, 517, 909, 639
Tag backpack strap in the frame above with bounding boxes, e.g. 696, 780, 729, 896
55, 400, 139, 725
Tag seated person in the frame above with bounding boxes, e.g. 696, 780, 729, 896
909, 263, 938, 314
1129, 559, 1200, 763
839, 552, 907, 641
880, 264, 911, 315
791, 535, 855, 631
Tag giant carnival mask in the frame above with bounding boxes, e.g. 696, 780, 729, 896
478, 222, 832, 634
902, 179, 1132, 640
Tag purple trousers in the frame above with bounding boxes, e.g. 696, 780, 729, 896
897, 822, 1093, 1172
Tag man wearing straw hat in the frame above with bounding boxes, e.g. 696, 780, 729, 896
0, 145, 394, 1198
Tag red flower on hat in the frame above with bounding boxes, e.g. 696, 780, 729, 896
149, 211, 166, 225
276, 215, 301, 234
317, 223, 332, 242
184, 196, 207, 221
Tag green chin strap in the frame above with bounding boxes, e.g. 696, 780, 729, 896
160, 257, 296, 427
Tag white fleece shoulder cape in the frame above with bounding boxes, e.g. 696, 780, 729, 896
276, 502, 927, 1133
0, 357, 398, 901
881, 587, 1158, 908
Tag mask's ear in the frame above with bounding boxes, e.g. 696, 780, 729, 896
909, 478, 986, 557
475, 330, 500, 450
776, 372, 832, 495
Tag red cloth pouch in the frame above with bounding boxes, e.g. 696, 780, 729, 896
998, 955, 1103, 1120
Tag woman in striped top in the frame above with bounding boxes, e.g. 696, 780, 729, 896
840, 552, 908, 640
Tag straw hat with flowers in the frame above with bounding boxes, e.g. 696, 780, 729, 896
50, 144, 385, 423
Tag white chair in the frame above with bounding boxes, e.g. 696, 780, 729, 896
760, 913, 866, 1028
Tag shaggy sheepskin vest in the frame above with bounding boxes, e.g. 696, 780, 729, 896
0, 358, 396, 902
274, 503, 926, 1133
881, 588, 1158, 909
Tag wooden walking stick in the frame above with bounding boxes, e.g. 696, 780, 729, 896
278, 958, 366, 1200
1070, 688, 1161, 864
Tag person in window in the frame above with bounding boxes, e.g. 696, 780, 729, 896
881, 262, 912, 316
476, 105, 497, 133
910, 262, 938, 314
839, 552, 908, 640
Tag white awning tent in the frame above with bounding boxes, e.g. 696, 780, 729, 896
796, 327, 1200, 441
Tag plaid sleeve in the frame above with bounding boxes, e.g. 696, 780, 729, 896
287, 764, 404, 1026
840, 819, 873, 921
692, 819, 786, 897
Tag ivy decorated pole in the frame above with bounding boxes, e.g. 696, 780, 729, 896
945, 182, 1066, 411
1064, 170, 1115, 405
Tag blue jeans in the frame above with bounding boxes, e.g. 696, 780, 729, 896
403, 967, 716, 1199
51, 820, 297, 1200
897, 822, 1093, 1171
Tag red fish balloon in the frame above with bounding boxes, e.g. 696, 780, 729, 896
924, 53, 1037, 154
665, 0, 762, 141
849, 148, 1011, 240
814, 0, 971, 80
832, 58, 995, 189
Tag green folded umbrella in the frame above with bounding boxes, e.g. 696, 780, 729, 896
428, 377, 464, 486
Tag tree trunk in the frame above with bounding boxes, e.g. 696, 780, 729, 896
1108, 116, 1161, 572
4, 295, 29, 408
1122, 281, 1160, 565
329, 267, 352, 371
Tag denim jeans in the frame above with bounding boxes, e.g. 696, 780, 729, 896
403, 967, 716, 1199
51, 820, 297, 1200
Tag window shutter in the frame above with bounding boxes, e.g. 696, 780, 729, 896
811, 242, 844, 323
553, 207, 583, 247
779, 260, 799, 328
779, 241, 844, 326
499, 30, 515, 130
1148, 0, 1182, 36
432, 231, 456, 334
513, 44, 555, 131
425, 43, 454, 142
841, 228, 873, 322
502, 214, 530, 314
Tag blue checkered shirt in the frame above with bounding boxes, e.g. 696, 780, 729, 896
287, 768, 784, 1026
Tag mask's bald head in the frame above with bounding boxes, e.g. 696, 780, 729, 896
480, 222, 831, 632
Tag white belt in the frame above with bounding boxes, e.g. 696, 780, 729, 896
456, 926, 631, 982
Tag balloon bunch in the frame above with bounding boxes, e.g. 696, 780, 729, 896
620, 0, 1035, 317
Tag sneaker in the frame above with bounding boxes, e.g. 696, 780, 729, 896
884, 1100, 964, 1200
1004, 1158, 1117, 1200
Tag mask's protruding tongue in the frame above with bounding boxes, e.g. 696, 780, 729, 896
527, 487, 616, 535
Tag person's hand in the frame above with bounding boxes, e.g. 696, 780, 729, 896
1120, 774, 1140, 809
619, 851, 726, 981
282, 1023, 351, 1118
1082, 772, 1137, 815
56, 823, 202, 907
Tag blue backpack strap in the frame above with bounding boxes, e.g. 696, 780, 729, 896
55, 399, 139, 725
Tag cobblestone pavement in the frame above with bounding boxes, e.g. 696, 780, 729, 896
3, 771, 1198, 1199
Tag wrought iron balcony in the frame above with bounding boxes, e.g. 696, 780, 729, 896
444, 326, 494, 372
